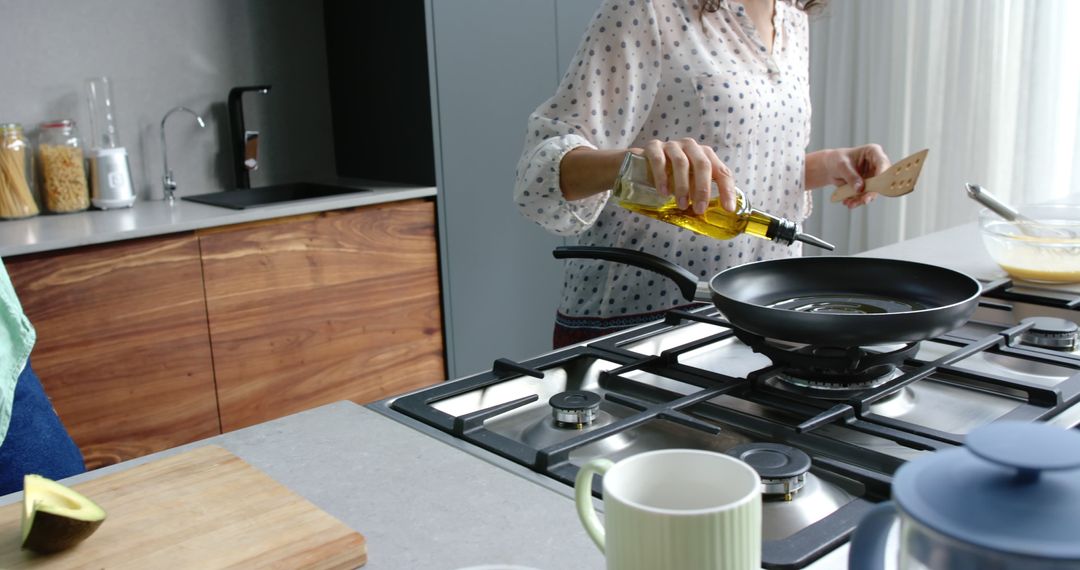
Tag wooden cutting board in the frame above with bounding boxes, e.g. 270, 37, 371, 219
0, 445, 367, 569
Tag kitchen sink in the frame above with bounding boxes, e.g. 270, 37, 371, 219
182, 182, 370, 209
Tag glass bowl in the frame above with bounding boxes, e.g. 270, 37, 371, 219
979, 204, 1080, 283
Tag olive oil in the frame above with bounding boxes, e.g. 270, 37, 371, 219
613, 153, 833, 250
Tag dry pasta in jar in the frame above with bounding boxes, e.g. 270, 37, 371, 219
38, 119, 89, 214
0, 123, 39, 219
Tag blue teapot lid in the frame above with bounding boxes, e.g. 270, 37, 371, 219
893, 421, 1080, 560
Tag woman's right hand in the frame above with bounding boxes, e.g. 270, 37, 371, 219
639, 138, 737, 215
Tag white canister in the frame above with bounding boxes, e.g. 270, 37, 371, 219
88, 147, 135, 209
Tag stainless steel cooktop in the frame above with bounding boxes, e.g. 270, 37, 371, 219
374, 278, 1080, 569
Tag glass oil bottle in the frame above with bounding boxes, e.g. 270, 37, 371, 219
612, 152, 833, 250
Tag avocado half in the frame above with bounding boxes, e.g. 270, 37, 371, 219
21, 474, 107, 554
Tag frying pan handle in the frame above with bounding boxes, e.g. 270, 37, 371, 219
553, 246, 704, 302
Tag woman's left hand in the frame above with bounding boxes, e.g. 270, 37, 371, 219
825, 144, 891, 209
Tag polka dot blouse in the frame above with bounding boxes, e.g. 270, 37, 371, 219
514, 0, 812, 324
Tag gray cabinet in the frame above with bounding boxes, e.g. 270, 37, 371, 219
428, 0, 561, 377
428, 0, 606, 377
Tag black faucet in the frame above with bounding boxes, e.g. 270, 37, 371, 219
227, 85, 272, 189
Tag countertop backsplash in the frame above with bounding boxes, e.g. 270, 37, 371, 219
0, 0, 336, 204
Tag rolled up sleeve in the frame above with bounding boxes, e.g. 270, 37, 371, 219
514, 0, 662, 236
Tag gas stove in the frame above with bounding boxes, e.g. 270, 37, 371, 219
374, 278, 1080, 569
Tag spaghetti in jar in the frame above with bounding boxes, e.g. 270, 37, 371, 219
0, 123, 39, 219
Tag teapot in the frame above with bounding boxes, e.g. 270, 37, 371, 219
849, 421, 1080, 569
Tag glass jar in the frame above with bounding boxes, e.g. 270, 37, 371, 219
0, 123, 39, 219
37, 119, 90, 213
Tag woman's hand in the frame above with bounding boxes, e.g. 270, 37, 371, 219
639, 138, 737, 214
821, 144, 891, 209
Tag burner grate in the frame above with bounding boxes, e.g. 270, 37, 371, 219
593, 307, 1080, 448
384, 292, 1080, 570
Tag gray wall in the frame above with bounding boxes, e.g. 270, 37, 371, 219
0, 0, 335, 201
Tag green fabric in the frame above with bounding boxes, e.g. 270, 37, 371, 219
0, 258, 35, 447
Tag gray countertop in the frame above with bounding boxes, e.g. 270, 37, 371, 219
0, 401, 605, 570
0, 181, 436, 258
0, 400, 857, 569
2, 400, 863, 570
855, 222, 1005, 280
857, 221, 1080, 293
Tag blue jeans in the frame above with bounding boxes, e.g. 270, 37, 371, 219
0, 361, 85, 496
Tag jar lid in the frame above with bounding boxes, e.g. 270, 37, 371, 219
894, 421, 1080, 560
40, 119, 74, 129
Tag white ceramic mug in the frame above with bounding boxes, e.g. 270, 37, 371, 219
575, 449, 762, 570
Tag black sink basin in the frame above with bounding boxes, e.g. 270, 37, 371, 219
182, 182, 370, 210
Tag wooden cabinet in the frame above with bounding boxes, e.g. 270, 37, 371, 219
6, 235, 220, 469
199, 199, 445, 431
6, 199, 444, 467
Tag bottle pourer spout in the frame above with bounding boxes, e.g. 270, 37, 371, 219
795, 231, 835, 251
772, 219, 835, 250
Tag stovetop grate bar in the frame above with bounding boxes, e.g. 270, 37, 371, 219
663, 307, 728, 326
841, 419, 953, 453
659, 329, 737, 364
858, 325, 1024, 404
796, 404, 856, 433
533, 384, 731, 470
492, 358, 545, 379
742, 323, 1069, 439
733, 328, 919, 375
604, 391, 725, 435
811, 455, 893, 494
928, 361, 1066, 407
982, 278, 1080, 309
391, 345, 629, 431
588, 306, 735, 362
607, 356, 742, 391
532, 410, 656, 471
861, 402, 1055, 447
767, 500, 876, 569
452, 394, 539, 436
849, 322, 1035, 409
932, 326, 1080, 407
725, 381, 954, 458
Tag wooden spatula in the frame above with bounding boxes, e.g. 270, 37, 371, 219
831, 148, 929, 203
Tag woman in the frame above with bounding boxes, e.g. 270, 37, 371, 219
0, 259, 84, 496
514, 0, 890, 347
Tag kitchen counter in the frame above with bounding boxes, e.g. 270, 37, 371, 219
0, 401, 603, 570
0, 181, 436, 257
856, 222, 1005, 281
0, 401, 853, 570
857, 221, 1080, 293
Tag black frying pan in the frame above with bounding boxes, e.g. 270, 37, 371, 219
553, 246, 981, 347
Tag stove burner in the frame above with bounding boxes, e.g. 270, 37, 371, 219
732, 327, 919, 393
1020, 317, 1080, 351
549, 390, 602, 427
779, 363, 901, 391
727, 443, 812, 501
